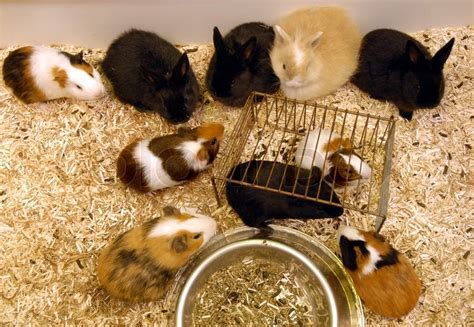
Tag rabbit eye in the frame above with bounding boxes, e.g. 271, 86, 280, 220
75, 84, 82, 90
193, 233, 202, 240
283, 64, 286, 70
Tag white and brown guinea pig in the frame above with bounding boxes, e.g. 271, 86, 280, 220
97, 206, 217, 302
2, 46, 105, 103
337, 225, 422, 318
117, 123, 224, 193
294, 128, 371, 190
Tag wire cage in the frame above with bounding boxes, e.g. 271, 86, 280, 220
211, 92, 396, 232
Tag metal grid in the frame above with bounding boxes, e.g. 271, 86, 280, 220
211, 92, 396, 232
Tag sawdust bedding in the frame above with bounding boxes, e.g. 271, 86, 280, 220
0, 25, 472, 326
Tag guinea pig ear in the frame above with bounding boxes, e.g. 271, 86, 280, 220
171, 52, 190, 83
405, 40, 424, 65
171, 234, 188, 253
74, 51, 84, 62
432, 37, 455, 71
162, 206, 181, 217
177, 126, 195, 138
274, 25, 291, 43
241, 37, 257, 62
213, 26, 227, 55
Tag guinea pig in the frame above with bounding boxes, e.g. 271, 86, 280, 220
117, 123, 224, 193
352, 29, 455, 121
206, 22, 280, 107
325, 149, 372, 190
2, 46, 105, 103
270, 6, 361, 100
226, 160, 343, 228
97, 205, 217, 302
102, 29, 200, 124
337, 225, 422, 318
295, 128, 371, 190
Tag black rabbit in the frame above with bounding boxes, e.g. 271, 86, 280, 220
102, 29, 200, 124
226, 160, 344, 228
352, 29, 455, 121
206, 22, 280, 107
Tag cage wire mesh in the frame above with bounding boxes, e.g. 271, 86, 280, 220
211, 92, 396, 232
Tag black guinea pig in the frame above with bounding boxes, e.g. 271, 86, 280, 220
102, 29, 200, 124
352, 29, 455, 121
226, 160, 344, 227
206, 22, 280, 107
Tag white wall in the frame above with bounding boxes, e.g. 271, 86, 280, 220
0, 0, 473, 48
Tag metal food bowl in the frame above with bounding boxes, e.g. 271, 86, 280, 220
165, 225, 364, 326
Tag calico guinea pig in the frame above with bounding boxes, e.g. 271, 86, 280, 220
270, 6, 361, 100
226, 160, 343, 228
206, 22, 280, 107
102, 29, 200, 124
97, 206, 217, 302
117, 123, 224, 193
352, 29, 455, 121
294, 128, 372, 190
337, 225, 422, 318
2, 46, 105, 103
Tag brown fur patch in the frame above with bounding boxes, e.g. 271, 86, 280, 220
72, 62, 94, 76
348, 254, 421, 318
324, 137, 352, 153
2, 46, 47, 103
195, 123, 224, 141
116, 141, 151, 193
326, 152, 360, 186
52, 67, 68, 88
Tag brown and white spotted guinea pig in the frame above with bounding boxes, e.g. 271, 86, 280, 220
2, 46, 105, 103
97, 206, 217, 302
117, 123, 224, 193
337, 225, 421, 318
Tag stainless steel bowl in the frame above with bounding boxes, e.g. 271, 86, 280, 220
165, 225, 364, 326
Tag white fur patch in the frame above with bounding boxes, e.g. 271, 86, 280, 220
362, 245, 382, 275
148, 215, 217, 245
178, 139, 210, 172
337, 225, 365, 243
293, 44, 305, 66
339, 153, 372, 179
134, 139, 181, 190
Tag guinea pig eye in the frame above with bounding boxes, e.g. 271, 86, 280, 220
75, 84, 82, 90
210, 137, 217, 145
193, 233, 202, 240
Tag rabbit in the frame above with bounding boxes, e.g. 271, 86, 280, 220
352, 29, 455, 121
269, 6, 362, 101
102, 29, 200, 124
206, 22, 280, 107
294, 128, 372, 190
338, 225, 422, 318
97, 205, 217, 302
226, 160, 344, 228
117, 123, 224, 193
2, 46, 105, 103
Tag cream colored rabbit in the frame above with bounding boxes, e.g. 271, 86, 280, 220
270, 6, 361, 100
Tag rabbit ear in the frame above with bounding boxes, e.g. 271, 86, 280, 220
213, 26, 227, 55
241, 36, 257, 61
309, 31, 323, 48
405, 40, 424, 65
274, 25, 291, 43
172, 52, 190, 83
432, 37, 455, 70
